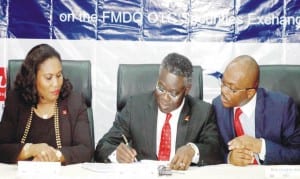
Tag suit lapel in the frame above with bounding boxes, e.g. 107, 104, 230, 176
175, 98, 190, 149
143, 94, 158, 159
255, 88, 265, 138
227, 108, 236, 139
219, 105, 236, 143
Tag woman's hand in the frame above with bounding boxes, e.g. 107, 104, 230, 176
19, 143, 62, 162
31, 143, 58, 162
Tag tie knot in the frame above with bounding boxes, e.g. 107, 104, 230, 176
166, 113, 172, 122
235, 108, 242, 118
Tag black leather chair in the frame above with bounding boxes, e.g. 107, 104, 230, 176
7, 60, 94, 147
259, 65, 300, 112
117, 64, 203, 112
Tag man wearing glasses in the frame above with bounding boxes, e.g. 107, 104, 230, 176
95, 53, 223, 170
212, 55, 300, 166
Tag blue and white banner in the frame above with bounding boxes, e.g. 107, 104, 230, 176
1, 0, 300, 41
1, 1, 300, 144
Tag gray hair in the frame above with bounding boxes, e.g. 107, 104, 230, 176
160, 53, 193, 86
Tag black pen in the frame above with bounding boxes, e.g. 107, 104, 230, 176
121, 134, 138, 162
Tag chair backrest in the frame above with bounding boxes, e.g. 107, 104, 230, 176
7, 60, 94, 147
259, 65, 300, 112
117, 64, 203, 112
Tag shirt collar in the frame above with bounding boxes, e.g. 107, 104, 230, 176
235, 93, 257, 118
158, 97, 185, 117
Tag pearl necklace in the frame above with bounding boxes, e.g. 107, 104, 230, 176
20, 102, 62, 149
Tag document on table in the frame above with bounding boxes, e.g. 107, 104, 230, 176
81, 160, 169, 175
17, 161, 61, 178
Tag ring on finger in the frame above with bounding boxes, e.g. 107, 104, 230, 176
179, 162, 185, 167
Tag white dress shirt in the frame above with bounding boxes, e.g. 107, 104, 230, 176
234, 93, 266, 162
156, 98, 199, 163
109, 98, 200, 163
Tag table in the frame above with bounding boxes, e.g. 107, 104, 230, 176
1, 162, 300, 179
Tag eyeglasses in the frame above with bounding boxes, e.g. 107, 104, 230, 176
155, 82, 184, 100
220, 81, 256, 94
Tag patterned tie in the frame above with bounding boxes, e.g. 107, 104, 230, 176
158, 113, 172, 161
234, 108, 258, 164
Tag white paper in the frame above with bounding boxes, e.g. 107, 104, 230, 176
17, 161, 61, 177
81, 160, 169, 175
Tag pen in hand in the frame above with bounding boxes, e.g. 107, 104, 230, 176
121, 134, 138, 162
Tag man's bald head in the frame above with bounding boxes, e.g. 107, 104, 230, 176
221, 55, 259, 107
225, 55, 259, 89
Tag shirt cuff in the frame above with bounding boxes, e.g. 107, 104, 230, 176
108, 150, 118, 163
187, 143, 200, 164
227, 151, 232, 164
258, 138, 266, 161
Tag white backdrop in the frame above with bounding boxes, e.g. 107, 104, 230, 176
1, 39, 299, 146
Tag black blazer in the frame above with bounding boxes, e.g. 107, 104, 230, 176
95, 92, 223, 165
0, 90, 93, 165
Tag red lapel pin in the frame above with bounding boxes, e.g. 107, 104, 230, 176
184, 115, 190, 121
62, 109, 67, 115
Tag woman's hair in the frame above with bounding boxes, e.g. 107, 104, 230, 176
14, 44, 73, 106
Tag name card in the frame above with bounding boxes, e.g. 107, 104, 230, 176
265, 166, 300, 178
18, 161, 61, 176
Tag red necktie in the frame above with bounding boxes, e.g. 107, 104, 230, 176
158, 113, 172, 161
234, 108, 258, 164
234, 108, 244, 136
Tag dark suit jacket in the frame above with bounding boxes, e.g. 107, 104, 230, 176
212, 88, 300, 164
95, 92, 223, 165
0, 90, 93, 165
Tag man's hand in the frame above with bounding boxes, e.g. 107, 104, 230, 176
228, 135, 262, 153
116, 143, 137, 163
228, 149, 254, 166
169, 145, 194, 170
227, 135, 262, 166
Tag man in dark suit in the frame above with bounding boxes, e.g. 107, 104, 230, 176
95, 53, 222, 170
212, 55, 300, 166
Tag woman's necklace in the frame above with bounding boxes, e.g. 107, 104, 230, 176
20, 101, 62, 149
34, 104, 55, 120
42, 114, 48, 119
